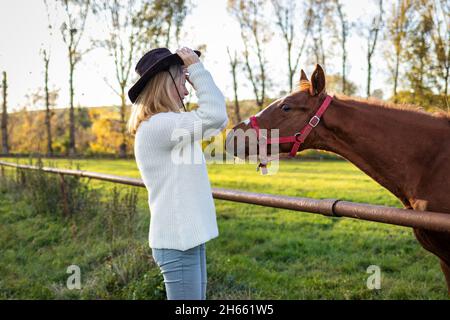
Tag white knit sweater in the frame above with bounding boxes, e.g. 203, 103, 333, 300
134, 62, 228, 251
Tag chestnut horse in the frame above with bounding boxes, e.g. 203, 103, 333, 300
225, 64, 450, 293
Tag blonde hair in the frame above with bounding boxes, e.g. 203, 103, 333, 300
127, 64, 184, 136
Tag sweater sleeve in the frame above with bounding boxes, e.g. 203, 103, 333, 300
144, 62, 228, 149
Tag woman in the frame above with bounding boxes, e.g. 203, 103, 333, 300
127, 47, 228, 300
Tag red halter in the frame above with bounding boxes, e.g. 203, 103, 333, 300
249, 95, 333, 174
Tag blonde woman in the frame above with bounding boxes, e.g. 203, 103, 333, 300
127, 47, 228, 300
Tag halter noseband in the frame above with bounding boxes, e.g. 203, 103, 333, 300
249, 95, 333, 175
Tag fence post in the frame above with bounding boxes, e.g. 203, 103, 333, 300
59, 173, 70, 217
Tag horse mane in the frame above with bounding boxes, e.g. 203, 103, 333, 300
332, 93, 450, 125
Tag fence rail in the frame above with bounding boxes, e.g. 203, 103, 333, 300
1, 160, 450, 233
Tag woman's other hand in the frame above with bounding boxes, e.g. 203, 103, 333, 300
176, 47, 200, 67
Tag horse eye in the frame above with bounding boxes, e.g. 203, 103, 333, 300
281, 104, 291, 112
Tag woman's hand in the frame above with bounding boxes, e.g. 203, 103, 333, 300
176, 47, 200, 67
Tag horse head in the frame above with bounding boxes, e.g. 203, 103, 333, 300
225, 64, 330, 161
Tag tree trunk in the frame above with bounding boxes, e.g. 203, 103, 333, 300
69, 58, 76, 157
227, 47, 241, 124
444, 65, 449, 113
44, 57, 53, 156
367, 54, 372, 98
243, 50, 263, 112
342, 36, 347, 94
165, 19, 172, 47
366, 0, 381, 98
231, 68, 241, 124
367, 33, 372, 97
393, 52, 400, 103
336, 1, 347, 95
287, 42, 293, 92
119, 86, 127, 158
256, 42, 266, 111
1, 71, 8, 155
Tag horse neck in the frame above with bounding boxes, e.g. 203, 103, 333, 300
312, 97, 443, 205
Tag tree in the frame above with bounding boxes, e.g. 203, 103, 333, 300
228, 0, 272, 111
326, 74, 358, 96
9, 106, 47, 154
92, 0, 192, 157
135, 0, 192, 49
92, 0, 144, 158
365, 0, 383, 98
41, 49, 55, 156
427, 0, 450, 111
227, 46, 241, 124
386, 0, 413, 102
88, 109, 122, 154
307, 0, 334, 66
26, 88, 59, 114
1, 71, 9, 155
271, 0, 314, 92
334, 0, 350, 95
394, 89, 447, 112
404, 0, 434, 101
41, 0, 60, 156
59, 0, 91, 156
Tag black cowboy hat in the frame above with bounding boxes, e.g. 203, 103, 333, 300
128, 48, 201, 103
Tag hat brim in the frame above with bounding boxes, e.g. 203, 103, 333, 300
128, 50, 201, 104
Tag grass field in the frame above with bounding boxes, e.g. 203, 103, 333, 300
0, 156, 448, 299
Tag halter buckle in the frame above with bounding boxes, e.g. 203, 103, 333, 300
309, 116, 320, 127
294, 132, 302, 142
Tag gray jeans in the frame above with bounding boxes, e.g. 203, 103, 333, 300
151, 243, 207, 300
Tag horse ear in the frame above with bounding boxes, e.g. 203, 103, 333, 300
300, 69, 308, 81
309, 64, 326, 96
299, 69, 310, 91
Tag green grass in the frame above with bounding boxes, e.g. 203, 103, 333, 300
0, 156, 448, 299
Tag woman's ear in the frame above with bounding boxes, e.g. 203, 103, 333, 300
309, 64, 326, 96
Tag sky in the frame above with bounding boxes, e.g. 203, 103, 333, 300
0, 0, 387, 112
